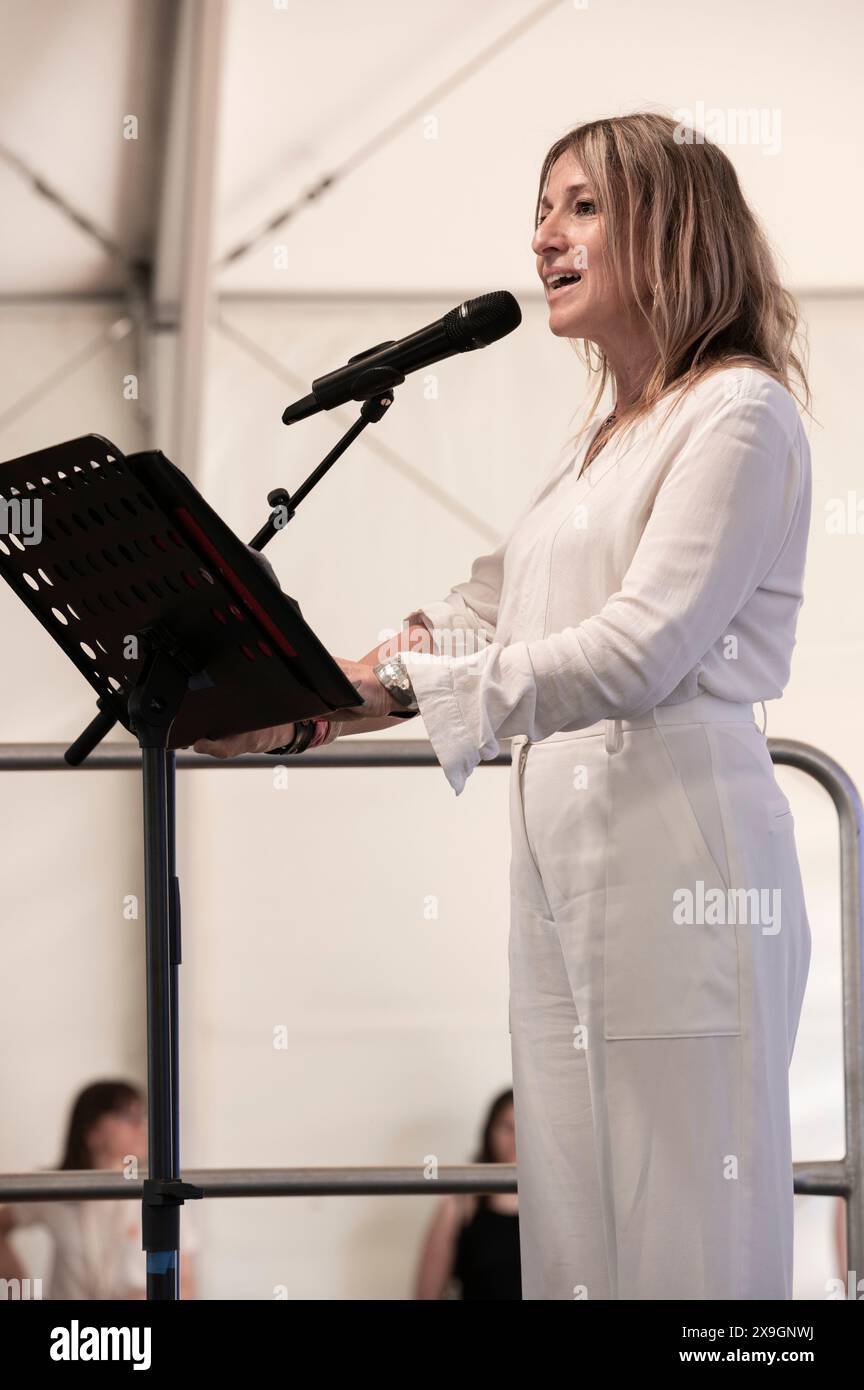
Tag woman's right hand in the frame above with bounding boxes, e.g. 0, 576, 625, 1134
191, 722, 296, 760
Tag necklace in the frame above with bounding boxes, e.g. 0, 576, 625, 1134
579, 410, 617, 476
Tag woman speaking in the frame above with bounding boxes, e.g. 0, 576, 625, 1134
194, 113, 813, 1302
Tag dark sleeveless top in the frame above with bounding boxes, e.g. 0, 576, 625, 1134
452, 1201, 522, 1300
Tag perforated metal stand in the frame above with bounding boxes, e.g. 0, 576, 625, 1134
127, 645, 203, 1298
0, 433, 365, 1299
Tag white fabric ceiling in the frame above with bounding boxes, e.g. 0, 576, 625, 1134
0, 0, 861, 299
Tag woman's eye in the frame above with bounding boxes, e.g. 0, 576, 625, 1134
535, 199, 595, 229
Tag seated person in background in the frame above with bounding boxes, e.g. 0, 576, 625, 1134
0, 1078, 197, 1299
414, 1088, 520, 1300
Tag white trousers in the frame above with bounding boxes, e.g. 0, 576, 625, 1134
507, 694, 811, 1300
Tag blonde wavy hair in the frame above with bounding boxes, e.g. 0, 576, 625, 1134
535, 113, 811, 472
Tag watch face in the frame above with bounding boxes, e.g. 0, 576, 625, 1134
375, 657, 417, 709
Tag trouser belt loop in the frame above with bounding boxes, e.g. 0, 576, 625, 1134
604, 718, 623, 755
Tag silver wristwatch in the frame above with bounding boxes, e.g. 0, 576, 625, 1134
373, 654, 419, 714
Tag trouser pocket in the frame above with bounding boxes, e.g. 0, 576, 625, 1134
509, 740, 553, 914
762, 796, 812, 1057
603, 726, 742, 1040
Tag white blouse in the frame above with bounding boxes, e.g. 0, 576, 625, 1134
400, 365, 812, 796
8, 1197, 199, 1299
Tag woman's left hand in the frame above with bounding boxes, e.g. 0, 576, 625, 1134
331, 658, 399, 720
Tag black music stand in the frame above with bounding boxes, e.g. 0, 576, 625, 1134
0, 434, 363, 1299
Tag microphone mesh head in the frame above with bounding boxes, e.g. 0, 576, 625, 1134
444, 291, 522, 350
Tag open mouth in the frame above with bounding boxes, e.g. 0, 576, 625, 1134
546, 273, 582, 300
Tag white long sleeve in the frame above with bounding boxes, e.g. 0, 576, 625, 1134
404, 446, 574, 654
403, 547, 502, 653
401, 367, 811, 796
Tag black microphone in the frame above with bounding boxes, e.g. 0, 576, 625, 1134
282, 290, 522, 425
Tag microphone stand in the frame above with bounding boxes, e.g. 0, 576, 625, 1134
249, 390, 394, 552
252, 385, 419, 725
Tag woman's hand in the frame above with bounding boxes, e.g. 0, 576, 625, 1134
189, 656, 401, 757
330, 658, 399, 720
191, 722, 296, 760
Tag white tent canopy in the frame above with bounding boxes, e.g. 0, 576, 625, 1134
0, 0, 859, 1300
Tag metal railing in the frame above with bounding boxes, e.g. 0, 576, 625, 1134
1, 736, 862, 1280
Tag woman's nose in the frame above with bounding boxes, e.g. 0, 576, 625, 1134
531, 216, 566, 258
